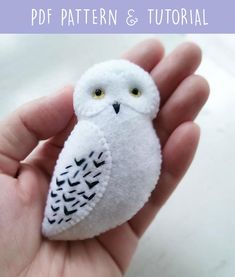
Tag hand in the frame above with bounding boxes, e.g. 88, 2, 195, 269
0, 39, 209, 277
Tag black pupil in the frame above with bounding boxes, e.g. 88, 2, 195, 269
95, 89, 102, 96
132, 88, 139, 95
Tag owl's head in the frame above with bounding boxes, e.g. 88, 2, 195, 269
74, 60, 160, 120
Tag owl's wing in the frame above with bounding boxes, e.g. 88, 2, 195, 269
42, 121, 112, 238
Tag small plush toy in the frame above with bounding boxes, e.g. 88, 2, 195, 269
42, 60, 162, 240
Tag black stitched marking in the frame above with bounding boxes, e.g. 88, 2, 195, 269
83, 163, 88, 171
51, 205, 59, 212
93, 160, 105, 168
74, 158, 85, 166
66, 218, 72, 222
72, 200, 80, 207
58, 219, 63, 224
66, 165, 72, 169
83, 171, 91, 178
63, 194, 76, 202
69, 190, 76, 194
68, 179, 80, 187
53, 213, 57, 216
85, 180, 99, 189
83, 193, 96, 201
93, 172, 101, 178
56, 178, 65, 187
50, 191, 57, 198
55, 200, 61, 203
60, 171, 68, 176
56, 188, 63, 191
64, 206, 77, 216
98, 152, 103, 159
80, 203, 87, 207
89, 151, 94, 158
73, 170, 79, 178
77, 191, 85, 195
47, 218, 56, 224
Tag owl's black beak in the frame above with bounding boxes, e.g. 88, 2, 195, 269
112, 102, 120, 114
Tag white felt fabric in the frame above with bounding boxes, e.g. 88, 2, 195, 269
42, 60, 162, 240
42, 120, 112, 237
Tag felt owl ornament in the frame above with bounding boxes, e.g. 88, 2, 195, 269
42, 60, 162, 240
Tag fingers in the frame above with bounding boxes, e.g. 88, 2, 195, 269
157, 122, 200, 187
156, 75, 210, 146
151, 42, 202, 106
128, 122, 200, 237
126, 42, 204, 237
122, 38, 164, 72
0, 86, 74, 176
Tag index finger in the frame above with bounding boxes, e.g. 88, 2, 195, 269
0, 86, 74, 177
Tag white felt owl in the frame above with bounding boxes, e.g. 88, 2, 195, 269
42, 60, 162, 240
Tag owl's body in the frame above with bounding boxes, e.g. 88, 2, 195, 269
42, 60, 162, 240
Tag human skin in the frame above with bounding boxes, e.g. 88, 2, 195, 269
0, 39, 209, 277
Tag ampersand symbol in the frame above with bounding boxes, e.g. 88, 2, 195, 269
126, 9, 138, 26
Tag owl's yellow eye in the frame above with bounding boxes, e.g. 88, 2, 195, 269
130, 87, 141, 97
92, 88, 105, 99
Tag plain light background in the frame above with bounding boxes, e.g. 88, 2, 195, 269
0, 34, 234, 277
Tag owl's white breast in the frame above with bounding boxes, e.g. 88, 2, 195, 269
58, 106, 161, 239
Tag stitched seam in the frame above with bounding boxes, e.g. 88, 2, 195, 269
43, 121, 112, 237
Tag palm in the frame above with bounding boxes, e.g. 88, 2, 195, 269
0, 39, 209, 277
